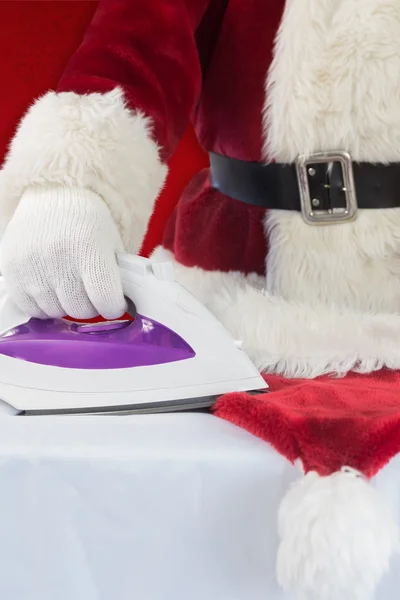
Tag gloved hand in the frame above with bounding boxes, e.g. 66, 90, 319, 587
0, 184, 127, 320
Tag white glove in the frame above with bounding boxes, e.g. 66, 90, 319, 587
0, 184, 127, 320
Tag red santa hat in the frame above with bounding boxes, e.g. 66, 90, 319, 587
214, 373, 400, 600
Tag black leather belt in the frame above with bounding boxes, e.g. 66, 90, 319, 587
209, 151, 400, 224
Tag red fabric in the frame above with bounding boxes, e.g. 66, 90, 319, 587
194, 0, 283, 162
0, 0, 98, 168
163, 170, 267, 274
141, 126, 209, 257
214, 371, 400, 479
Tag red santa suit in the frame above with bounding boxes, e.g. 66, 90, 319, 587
1, 1, 400, 599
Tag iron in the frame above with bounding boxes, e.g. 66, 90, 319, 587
0, 254, 267, 415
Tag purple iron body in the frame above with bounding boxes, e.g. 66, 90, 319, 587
0, 315, 196, 370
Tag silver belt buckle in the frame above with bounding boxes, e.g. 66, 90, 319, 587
295, 151, 358, 225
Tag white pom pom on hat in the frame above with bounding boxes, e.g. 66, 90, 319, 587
276, 462, 400, 600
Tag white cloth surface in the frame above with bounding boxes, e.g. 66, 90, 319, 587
0, 412, 397, 600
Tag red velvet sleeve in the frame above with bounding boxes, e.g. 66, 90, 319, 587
57, 0, 211, 161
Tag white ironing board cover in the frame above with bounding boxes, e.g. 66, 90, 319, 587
0, 412, 397, 600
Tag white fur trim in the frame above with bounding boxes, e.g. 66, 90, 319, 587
265, 209, 400, 315
264, 0, 400, 163
277, 467, 400, 600
0, 88, 167, 252
152, 247, 400, 378
263, 1, 400, 321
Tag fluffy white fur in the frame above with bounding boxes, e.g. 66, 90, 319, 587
265, 0, 400, 163
0, 87, 167, 252
261, 0, 400, 370
152, 247, 400, 378
277, 467, 400, 600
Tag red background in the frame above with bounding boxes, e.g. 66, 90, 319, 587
0, 0, 208, 256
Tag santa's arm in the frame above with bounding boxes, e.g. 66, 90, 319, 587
0, 0, 210, 251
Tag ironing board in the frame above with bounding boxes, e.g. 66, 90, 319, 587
0, 412, 398, 600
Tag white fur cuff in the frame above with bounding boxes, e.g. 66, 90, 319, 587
152, 247, 400, 378
0, 88, 168, 252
